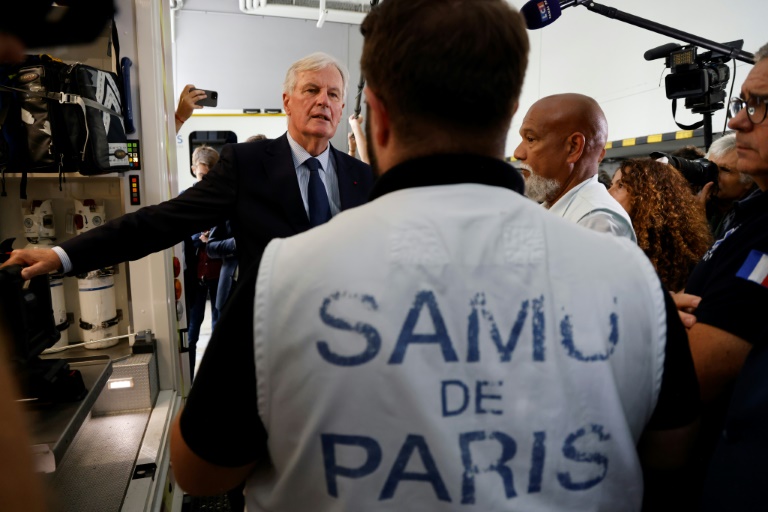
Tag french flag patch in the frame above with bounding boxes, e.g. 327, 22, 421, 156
736, 250, 768, 287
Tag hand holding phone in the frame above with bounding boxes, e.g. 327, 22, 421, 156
190, 88, 218, 108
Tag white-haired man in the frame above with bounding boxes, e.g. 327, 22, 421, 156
2, 52, 374, 279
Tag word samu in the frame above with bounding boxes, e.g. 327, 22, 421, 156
317, 290, 619, 366
322, 424, 611, 502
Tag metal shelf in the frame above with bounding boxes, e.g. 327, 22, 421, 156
28, 356, 113, 469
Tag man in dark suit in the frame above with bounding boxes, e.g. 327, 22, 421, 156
2, 52, 374, 279
206, 221, 237, 312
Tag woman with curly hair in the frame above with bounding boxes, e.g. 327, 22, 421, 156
608, 158, 713, 292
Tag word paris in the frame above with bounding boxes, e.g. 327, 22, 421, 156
322, 424, 611, 503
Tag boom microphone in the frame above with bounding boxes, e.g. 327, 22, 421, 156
520, 0, 580, 30
520, 0, 755, 64
644, 43, 683, 61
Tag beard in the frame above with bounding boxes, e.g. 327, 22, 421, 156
525, 171, 561, 205
365, 113, 381, 177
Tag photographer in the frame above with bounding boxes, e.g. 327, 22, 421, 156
704, 133, 758, 238
662, 137, 759, 240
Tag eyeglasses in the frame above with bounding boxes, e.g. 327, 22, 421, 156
728, 95, 768, 125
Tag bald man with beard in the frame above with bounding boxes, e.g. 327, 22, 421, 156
514, 93, 636, 241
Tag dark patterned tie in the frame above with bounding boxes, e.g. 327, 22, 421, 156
305, 157, 332, 227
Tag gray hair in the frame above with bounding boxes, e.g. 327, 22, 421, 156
706, 133, 736, 160
283, 52, 349, 101
755, 42, 768, 63
707, 133, 753, 186
191, 145, 219, 167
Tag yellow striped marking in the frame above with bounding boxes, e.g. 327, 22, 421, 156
675, 130, 694, 139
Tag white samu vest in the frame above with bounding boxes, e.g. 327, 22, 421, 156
248, 183, 666, 512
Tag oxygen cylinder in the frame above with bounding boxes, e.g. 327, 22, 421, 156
22, 200, 69, 349
73, 199, 119, 349
77, 269, 119, 349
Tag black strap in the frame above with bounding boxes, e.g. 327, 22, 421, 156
672, 99, 705, 131
0, 83, 124, 119
111, 18, 121, 74
109, 18, 129, 122
20, 169, 27, 200
0, 93, 8, 197
0, 90, 9, 130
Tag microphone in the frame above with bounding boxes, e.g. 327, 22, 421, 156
520, 0, 580, 30
644, 42, 683, 61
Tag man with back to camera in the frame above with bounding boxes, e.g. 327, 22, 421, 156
514, 93, 637, 242
671, 42, 768, 511
170, 1, 699, 510
1, 52, 374, 280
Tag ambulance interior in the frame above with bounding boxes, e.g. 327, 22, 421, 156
0, 0, 764, 510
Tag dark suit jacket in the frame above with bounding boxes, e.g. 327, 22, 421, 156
207, 221, 237, 311
60, 134, 374, 274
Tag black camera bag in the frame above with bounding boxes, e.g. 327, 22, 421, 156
0, 56, 129, 197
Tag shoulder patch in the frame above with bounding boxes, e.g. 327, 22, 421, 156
736, 249, 768, 288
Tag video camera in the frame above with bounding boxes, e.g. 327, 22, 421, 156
651, 151, 719, 187
645, 40, 743, 115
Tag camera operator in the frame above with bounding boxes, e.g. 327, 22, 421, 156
669, 145, 707, 195
674, 41, 768, 511
658, 137, 758, 239
652, 149, 719, 195
704, 133, 758, 238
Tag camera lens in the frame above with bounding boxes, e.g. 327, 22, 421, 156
212, 92, 218, 99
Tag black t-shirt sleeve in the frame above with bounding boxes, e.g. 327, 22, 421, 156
179, 261, 267, 467
645, 288, 700, 430
692, 258, 768, 345
685, 203, 768, 345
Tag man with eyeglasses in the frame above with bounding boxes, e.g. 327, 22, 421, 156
677, 42, 768, 511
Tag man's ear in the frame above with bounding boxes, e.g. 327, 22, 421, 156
597, 147, 606, 164
565, 132, 586, 164
282, 92, 290, 116
364, 86, 390, 148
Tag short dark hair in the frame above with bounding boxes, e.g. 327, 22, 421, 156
361, 0, 528, 142
670, 145, 705, 161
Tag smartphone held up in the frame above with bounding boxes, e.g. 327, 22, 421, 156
191, 88, 218, 108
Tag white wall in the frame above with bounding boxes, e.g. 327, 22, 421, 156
173, 0, 363, 154
173, 0, 767, 158
511, 0, 767, 155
